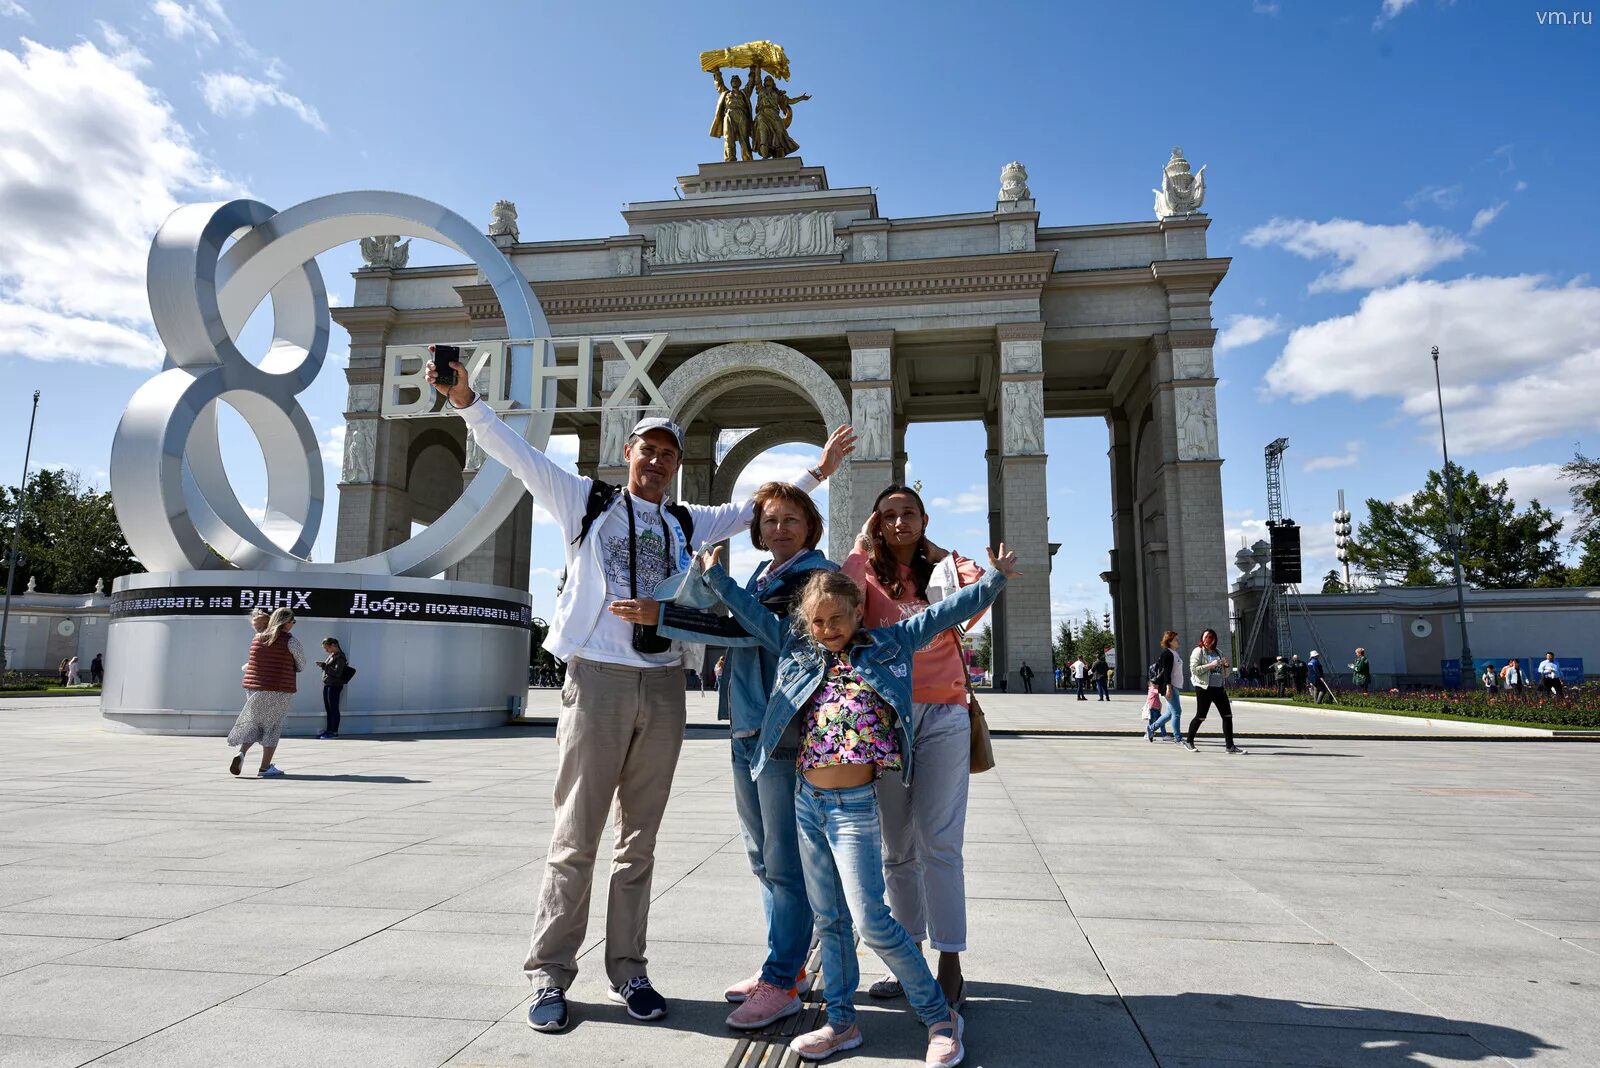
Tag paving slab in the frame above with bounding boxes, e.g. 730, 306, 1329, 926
0, 696, 1593, 1066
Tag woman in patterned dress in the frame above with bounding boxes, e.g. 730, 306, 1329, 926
227, 607, 304, 779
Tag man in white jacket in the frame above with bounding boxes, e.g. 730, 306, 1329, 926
429, 358, 854, 1033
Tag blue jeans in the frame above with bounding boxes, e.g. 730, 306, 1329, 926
731, 735, 812, 988
1095, 677, 1109, 700
794, 780, 948, 1029
1147, 690, 1182, 742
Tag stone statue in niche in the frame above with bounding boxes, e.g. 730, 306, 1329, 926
999, 161, 1030, 201
1001, 380, 1044, 455
1153, 146, 1206, 217
853, 388, 891, 461
342, 420, 377, 483
1174, 389, 1219, 460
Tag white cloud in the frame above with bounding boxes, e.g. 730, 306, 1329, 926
201, 71, 326, 132
0, 39, 238, 369
151, 0, 218, 43
1483, 463, 1568, 510
1374, 0, 1416, 27
1252, 0, 1279, 13
1469, 201, 1507, 236
1302, 441, 1362, 472
1, 0, 31, 20
1264, 275, 1600, 453
1244, 217, 1470, 292
1215, 313, 1283, 353
730, 448, 825, 502
545, 434, 578, 459
319, 423, 344, 468
927, 484, 986, 514
1514, 180, 1529, 193
1404, 184, 1462, 211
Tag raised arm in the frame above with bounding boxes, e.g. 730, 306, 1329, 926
701, 549, 787, 653
428, 358, 590, 537
892, 545, 1018, 652
684, 424, 857, 547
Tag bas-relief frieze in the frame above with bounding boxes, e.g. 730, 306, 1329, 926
852, 386, 892, 462
852, 347, 891, 382
1000, 340, 1042, 375
1000, 379, 1044, 456
1173, 347, 1214, 380
1174, 388, 1220, 461
645, 211, 848, 266
342, 420, 377, 483
347, 384, 380, 413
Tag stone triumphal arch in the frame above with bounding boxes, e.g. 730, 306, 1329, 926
334, 153, 1230, 687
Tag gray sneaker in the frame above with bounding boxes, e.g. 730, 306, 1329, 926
528, 986, 568, 1032
1226, 745, 1249, 755
1181, 740, 1198, 752
258, 765, 285, 777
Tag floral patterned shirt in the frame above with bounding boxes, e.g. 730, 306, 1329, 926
799, 649, 902, 772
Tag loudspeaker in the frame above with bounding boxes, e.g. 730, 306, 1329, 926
1269, 521, 1302, 585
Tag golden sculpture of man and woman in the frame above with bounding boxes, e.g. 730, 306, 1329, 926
705, 41, 811, 162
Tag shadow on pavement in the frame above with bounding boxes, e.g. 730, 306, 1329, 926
274, 773, 431, 783
969, 984, 1556, 1065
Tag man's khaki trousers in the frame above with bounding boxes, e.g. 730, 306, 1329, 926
523, 657, 686, 990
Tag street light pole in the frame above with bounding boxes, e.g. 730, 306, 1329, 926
1431, 347, 1473, 687
0, 391, 41, 675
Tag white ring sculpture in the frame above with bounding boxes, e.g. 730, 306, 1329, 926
110, 192, 552, 578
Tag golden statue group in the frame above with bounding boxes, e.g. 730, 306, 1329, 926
703, 40, 811, 162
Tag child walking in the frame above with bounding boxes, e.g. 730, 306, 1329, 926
700, 542, 1020, 1066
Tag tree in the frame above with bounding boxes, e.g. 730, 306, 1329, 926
1071, 610, 1112, 667
1560, 450, 1600, 586
1054, 620, 1073, 668
1347, 463, 1563, 589
0, 469, 143, 594
1320, 569, 1346, 594
972, 624, 991, 672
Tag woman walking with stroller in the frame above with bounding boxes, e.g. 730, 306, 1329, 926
697, 541, 1020, 1065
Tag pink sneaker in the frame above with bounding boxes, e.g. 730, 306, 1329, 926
725, 967, 812, 1003
726, 980, 801, 1030
724, 973, 761, 1003
925, 1009, 965, 1067
791, 1022, 863, 1062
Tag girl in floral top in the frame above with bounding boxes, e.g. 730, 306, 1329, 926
699, 542, 1021, 1066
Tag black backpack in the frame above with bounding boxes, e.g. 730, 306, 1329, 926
1147, 649, 1172, 687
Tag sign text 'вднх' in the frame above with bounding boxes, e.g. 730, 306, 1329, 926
380, 334, 670, 419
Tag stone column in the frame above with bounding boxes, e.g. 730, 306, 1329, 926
332, 301, 414, 561
597, 352, 635, 486
1151, 331, 1228, 647
983, 413, 1007, 684
448, 316, 533, 588
995, 323, 1053, 693
678, 425, 715, 506
846, 331, 895, 538
576, 425, 601, 481
892, 424, 908, 487
1105, 413, 1141, 686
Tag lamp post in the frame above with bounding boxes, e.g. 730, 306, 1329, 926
0, 391, 41, 675
1431, 347, 1473, 687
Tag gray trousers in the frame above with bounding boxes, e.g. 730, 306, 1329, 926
876, 701, 971, 953
523, 657, 686, 989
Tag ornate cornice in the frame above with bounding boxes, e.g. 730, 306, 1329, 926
455, 252, 1056, 324
1150, 257, 1231, 294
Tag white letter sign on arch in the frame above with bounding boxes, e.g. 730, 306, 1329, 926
109, 191, 557, 580
381, 334, 670, 418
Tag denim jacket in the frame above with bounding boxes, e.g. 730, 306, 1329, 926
703, 563, 1007, 786
654, 548, 837, 735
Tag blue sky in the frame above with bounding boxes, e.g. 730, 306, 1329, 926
1, 0, 1597, 629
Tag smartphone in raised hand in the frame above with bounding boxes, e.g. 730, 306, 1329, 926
429, 343, 459, 387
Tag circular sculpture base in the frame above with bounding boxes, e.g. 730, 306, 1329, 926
100, 571, 533, 736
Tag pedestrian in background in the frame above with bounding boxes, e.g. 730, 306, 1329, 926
1306, 650, 1334, 704
1145, 630, 1183, 746
57, 658, 68, 687
1019, 661, 1034, 694
1071, 656, 1088, 701
1291, 654, 1308, 694
315, 638, 349, 739
1501, 659, 1525, 695
1481, 662, 1499, 695
1271, 655, 1289, 696
1187, 629, 1245, 755
65, 656, 79, 686
90, 653, 103, 685
1539, 652, 1564, 698
1093, 651, 1110, 701
1350, 647, 1370, 693
226, 607, 304, 779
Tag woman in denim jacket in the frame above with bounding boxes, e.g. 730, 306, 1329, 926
699, 543, 1018, 1066
618, 483, 836, 1032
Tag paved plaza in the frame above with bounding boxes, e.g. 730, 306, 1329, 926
0, 695, 1597, 1067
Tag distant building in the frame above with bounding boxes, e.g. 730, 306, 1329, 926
2, 586, 109, 674
1232, 554, 1598, 686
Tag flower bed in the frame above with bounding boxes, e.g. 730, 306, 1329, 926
1229, 686, 1600, 729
